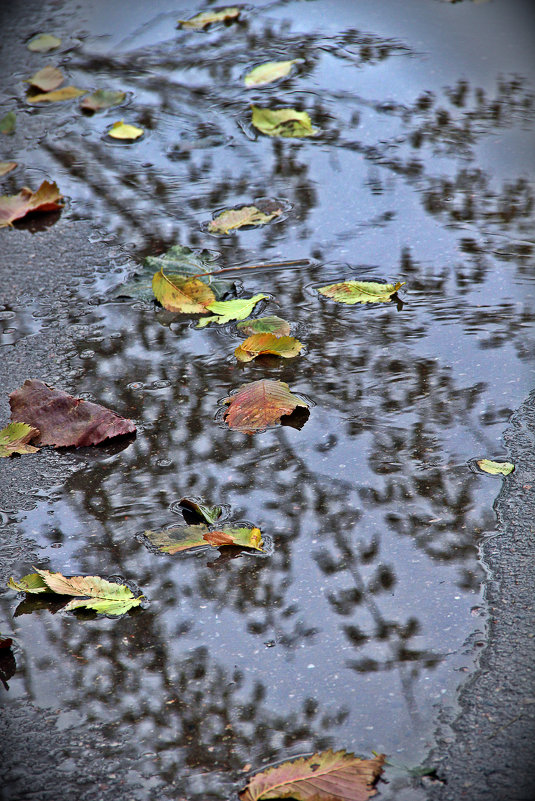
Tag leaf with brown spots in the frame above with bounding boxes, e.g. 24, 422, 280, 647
0, 180, 64, 227
222, 379, 308, 433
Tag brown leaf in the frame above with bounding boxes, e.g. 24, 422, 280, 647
223, 379, 308, 434
0, 181, 64, 227
203, 530, 234, 546
9, 379, 136, 447
239, 750, 385, 801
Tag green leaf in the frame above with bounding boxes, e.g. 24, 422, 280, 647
317, 279, 405, 305
251, 106, 319, 138
107, 120, 144, 140
208, 204, 282, 234
477, 459, 514, 476
0, 112, 16, 135
196, 294, 268, 327
237, 315, 291, 337
146, 524, 263, 554
63, 598, 141, 615
27, 33, 61, 52
152, 268, 216, 313
27, 86, 86, 104
178, 7, 241, 29
0, 423, 40, 457
235, 333, 303, 362
179, 497, 223, 525
80, 89, 127, 112
8, 573, 49, 593
245, 60, 298, 88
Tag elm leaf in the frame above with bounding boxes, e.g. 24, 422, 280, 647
80, 89, 127, 112
9, 379, 136, 447
152, 268, 216, 313
146, 524, 263, 554
239, 749, 386, 801
27, 86, 86, 104
107, 120, 144, 140
222, 379, 308, 433
0, 422, 40, 457
208, 204, 282, 235
0, 180, 64, 227
245, 60, 298, 88
0, 112, 16, 135
178, 8, 241, 29
251, 106, 319, 138
235, 333, 303, 362
26, 65, 64, 91
237, 316, 291, 337
317, 279, 405, 305
27, 34, 61, 52
196, 294, 268, 327
477, 459, 514, 476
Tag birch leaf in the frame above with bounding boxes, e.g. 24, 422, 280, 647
26, 66, 64, 91
80, 89, 126, 112
245, 60, 298, 88
251, 106, 319, 138
27, 86, 86, 104
27, 34, 61, 52
235, 333, 303, 362
477, 459, 514, 476
152, 268, 216, 313
239, 749, 386, 801
0, 162, 17, 177
178, 8, 241, 29
237, 316, 291, 337
196, 294, 268, 327
108, 120, 144, 140
0, 180, 64, 227
208, 204, 282, 234
317, 280, 405, 305
0, 423, 40, 457
146, 524, 263, 554
222, 379, 308, 433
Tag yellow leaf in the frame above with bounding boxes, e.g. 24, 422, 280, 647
179, 7, 240, 29
108, 120, 144, 140
27, 86, 86, 104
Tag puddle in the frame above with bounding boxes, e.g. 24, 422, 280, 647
1, 0, 535, 798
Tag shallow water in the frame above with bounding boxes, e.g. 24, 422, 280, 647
1, 0, 534, 798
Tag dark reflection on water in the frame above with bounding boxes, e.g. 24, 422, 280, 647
1, 0, 534, 798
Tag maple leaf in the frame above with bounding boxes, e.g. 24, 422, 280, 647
146, 524, 263, 554
317, 280, 405, 305
0, 422, 40, 458
239, 749, 385, 801
251, 106, 319, 138
222, 379, 309, 433
0, 181, 64, 227
152, 267, 216, 313
235, 333, 303, 362
208, 204, 282, 234
9, 379, 136, 447
245, 60, 299, 88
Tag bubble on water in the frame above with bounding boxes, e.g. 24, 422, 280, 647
127, 382, 144, 390
151, 379, 171, 389
156, 458, 173, 468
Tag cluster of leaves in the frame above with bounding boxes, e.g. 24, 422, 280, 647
25, 65, 85, 104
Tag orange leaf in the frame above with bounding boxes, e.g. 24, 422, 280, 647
0, 181, 64, 227
223, 379, 308, 434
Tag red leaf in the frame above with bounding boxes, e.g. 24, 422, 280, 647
222, 379, 309, 434
9, 380, 136, 447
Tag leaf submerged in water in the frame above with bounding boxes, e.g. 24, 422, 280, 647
80, 89, 127, 112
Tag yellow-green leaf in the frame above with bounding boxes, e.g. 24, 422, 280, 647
26, 65, 64, 91
152, 268, 216, 313
0, 422, 40, 458
80, 89, 126, 112
0, 162, 17, 177
146, 524, 263, 554
27, 86, 86, 104
235, 333, 303, 362
237, 315, 291, 337
63, 597, 141, 615
0, 112, 16, 135
8, 573, 49, 593
245, 60, 298, 88
317, 279, 405, 305
27, 34, 61, 52
208, 204, 282, 234
107, 120, 144, 140
477, 459, 514, 476
196, 294, 268, 327
251, 106, 319, 138
178, 7, 240, 29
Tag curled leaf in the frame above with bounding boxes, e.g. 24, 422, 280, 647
178, 7, 241, 29
27, 33, 61, 52
208, 204, 282, 235
317, 279, 405, 305
152, 268, 216, 313
9, 379, 136, 447
0, 162, 17, 177
146, 524, 263, 554
8, 573, 49, 593
179, 497, 223, 525
0, 180, 64, 227
251, 105, 319, 138
477, 459, 514, 476
237, 316, 291, 337
235, 333, 303, 362
222, 379, 308, 433
245, 60, 298, 88
0, 112, 16, 135
26, 65, 64, 91
196, 294, 268, 328
80, 89, 126, 112
0, 422, 40, 457
27, 86, 86, 104
107, 120, 144, 140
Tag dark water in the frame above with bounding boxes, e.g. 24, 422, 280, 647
1, 1, 534, 798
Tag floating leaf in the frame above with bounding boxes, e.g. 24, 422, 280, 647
8, 567, 142, 616
146, 524, 263, 554
26, 65, 64, 91
27, 86, 86, 104
317, 279, 405, 305
0, 112, 16, 135
223, 379, 308, 433
239, 749, 385, 801
245, 60, 298, 88
0, 162, 17, 177
235, 333, 303, 362
0, 180, 64, 227
237, 316, 291, 337
251, 105, 319, 138
27, 33, 61, 52
179, 497, 223, 525
80, 89, 127, 112
152, 268, 216, 313
9, 379, 136, 447
178, 7, 241, 29
196, 294, 268, 328
477, 459, 514, 476
107, 120, 144, 140
0, 422, 40, 458
208, 204, 282, 235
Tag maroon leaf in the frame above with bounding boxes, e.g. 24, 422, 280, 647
9, 380, 136, 447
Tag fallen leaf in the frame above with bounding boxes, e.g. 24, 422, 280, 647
0, 112, 16, 135
245, 60, 298, 88
27, 86, 86, 104
178, 7, 241, 29
317, 279, 405, 304
196, 294, 268, 328
146, 524, 263, 553
239, 749, 385, 801
0, 180, 64, 227
26, 65, 64, 91
27, 33, 61, 52
251, 106, 319, 138
9, 379, 136, 447
80, 89, 127, 112
208, 204, 282, 234
235, 333, 303, 362
152, 268, 216, 313
0, 162, 17, 177
237, 315, 291, 337
179, 497, 223, 525
0, 422, 40, 457
223, 379, 308, 433
107, 120, 144, 140
477, 459, 514, 476
0, 635, 13, 650
8, 567, 143, 616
